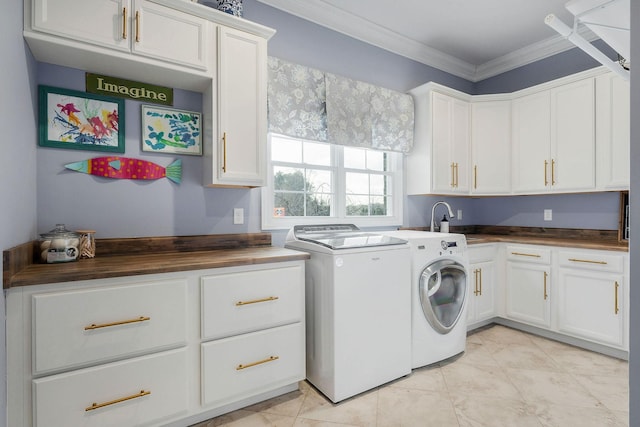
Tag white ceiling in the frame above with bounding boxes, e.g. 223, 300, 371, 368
256, 0, 601, 81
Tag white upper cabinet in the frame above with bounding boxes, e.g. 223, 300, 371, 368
203, 25, 268, 187
431, 92, 470, 194
30, 0, 209, 71
512, 91, 551, 193
407, 84, 470, 195
550, 78, 596, 192
512, 77, 595, 194
471, 100, 511, 194
410, 68, 621, 197
130, 0, 209, 70
596, 73, 630, 190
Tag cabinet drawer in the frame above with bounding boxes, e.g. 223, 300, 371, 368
558, 250, 624, 273
201, 265, 303, 340
33, 348, 188, 427
468, 244, 498, 263
506, 246, 551, 264
33, 279, 187, 374
202, 323, 305, 407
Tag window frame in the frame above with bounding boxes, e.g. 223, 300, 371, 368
261, 134, 404, 230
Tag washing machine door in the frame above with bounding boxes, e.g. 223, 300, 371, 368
418, 259, 467, 334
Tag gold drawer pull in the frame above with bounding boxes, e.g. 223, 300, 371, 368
84, 316, 150, 330
236, 296, 279, 306
614, 281, 619, 315
86, 390, 150, 411
236, 355, 279, 370
568, 258, 607, 265
511, 252, 541, 258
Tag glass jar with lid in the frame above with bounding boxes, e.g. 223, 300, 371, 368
38, 224, 80, 263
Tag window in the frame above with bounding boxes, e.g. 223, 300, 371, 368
262, 134, 403, 230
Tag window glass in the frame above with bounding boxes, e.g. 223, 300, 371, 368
263, 134, 402, 229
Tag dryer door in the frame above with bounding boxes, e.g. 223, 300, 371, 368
418, 259, 467, 334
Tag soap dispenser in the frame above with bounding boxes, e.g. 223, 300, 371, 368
440, 214, 449, 233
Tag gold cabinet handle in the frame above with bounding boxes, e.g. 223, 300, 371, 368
122, 7, 127, 39
454, 163, 459, 188
511, 252, 541, 258
86, 390, 150, 411
478, 267, 483, 296
236, 355, 279, 370
614, 281, 619, 314
222, 132, 227, 173
473, 268, 479, 296
84, 316, 150, 330
473, 165, 477, 190
450, 163, 455, 187
551, 159, 556, 185
544, 160, 549, 186
135, 10, 140, 42
235, 296, 279, 306
543, 271, 548, 300
568, 258, 607, 265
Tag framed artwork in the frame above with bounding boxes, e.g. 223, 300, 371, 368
38, 85, 125, 153
141, 105, 202, 156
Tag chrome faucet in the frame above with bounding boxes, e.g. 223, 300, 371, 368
430, 201, 455, 232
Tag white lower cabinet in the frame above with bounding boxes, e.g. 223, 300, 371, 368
200, 264, 306, 408
556, 250, 626, 348
505, 246, 551, 328
6, 260, 305, 427
500, 244, 628, 354
33, 349, 189, 427
467, 244, 498, 329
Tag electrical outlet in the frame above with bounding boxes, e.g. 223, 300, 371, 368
457, 209, 462, 220
544, 209, 552, 221
233, 208, 244, 225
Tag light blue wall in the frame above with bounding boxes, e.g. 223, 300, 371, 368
35, 63, 262, 238
0, 1, 38, 425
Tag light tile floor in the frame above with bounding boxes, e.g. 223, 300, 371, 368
192, 325, 629, 426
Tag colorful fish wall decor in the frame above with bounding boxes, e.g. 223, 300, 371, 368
65, 157, 182, 184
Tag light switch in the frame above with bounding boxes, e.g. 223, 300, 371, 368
544, 209, 552, 221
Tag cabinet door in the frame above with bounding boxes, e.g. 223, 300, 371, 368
551, 78, 596, 192
512, 91, 551, 193
471, 101, 511, 194
506, 262, 551, 328
32, 0, 129, 51
596, 73, 630, 190
557, 269, 624, 347
210, 25, 267, 187
431, 92, 469, 193
132, 0, 208, 70
469, 260, 496, 325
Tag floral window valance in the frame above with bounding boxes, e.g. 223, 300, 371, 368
267, 57, 414, 153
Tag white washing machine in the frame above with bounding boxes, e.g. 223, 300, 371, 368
285, 224, 411, 402
380, 230, 470, 368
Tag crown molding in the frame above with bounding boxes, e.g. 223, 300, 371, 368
255, 0, 477, 81
256, 0, 600, 82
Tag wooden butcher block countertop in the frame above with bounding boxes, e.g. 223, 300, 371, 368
3, 233, 309, 289
407, 226, 629, 252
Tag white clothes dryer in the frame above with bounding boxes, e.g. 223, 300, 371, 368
380, 230, 470, 368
